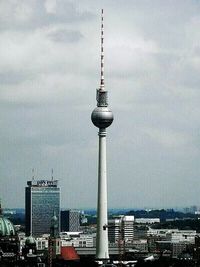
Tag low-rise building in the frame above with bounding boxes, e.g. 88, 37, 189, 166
60, 232, 94, 248
135, 218, 160, 224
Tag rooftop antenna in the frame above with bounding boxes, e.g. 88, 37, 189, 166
51, 168, 54, 181
100, 9, 105, 91
32, 168, 35, 181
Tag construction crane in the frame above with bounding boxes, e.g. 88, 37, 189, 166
103, 216, 126, 266
118, 216, 125, 267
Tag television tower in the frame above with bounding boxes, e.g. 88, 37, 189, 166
91, 9, 114, 261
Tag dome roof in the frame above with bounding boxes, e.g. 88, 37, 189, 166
26, 235, 36, 245
0, 216, 15, 236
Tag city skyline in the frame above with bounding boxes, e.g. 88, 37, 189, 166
1, 1, 200, 209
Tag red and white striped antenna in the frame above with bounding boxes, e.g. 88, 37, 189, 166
100, 9, 105, 91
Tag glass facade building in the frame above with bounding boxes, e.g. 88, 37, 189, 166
25, 180, 60, 236
61, 210, 80, 232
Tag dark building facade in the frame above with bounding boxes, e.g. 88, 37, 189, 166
25, 179, 60, 236
61, 210, 80, 232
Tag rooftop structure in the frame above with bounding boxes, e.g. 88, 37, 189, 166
27, 179, 58, 187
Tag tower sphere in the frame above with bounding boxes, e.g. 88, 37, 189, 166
91, 106, 113, 129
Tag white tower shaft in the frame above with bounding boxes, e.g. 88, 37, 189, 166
96, 128, 109, 259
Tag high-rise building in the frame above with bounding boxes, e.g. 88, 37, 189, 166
108, 216, 135, 244
108, 218, 121, 244
123, 216, 135, 241
61, 210, 80, 232
25, 179, 60, 237
91, 9, 114, 261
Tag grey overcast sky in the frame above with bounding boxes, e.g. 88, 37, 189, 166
1, 0, 200, 209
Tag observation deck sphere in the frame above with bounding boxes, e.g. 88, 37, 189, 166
91, 106, 113, 128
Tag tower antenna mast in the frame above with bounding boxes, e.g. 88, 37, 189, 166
100, 9, 105, 90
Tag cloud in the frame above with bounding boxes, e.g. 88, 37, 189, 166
48, 28, 83, 43
0, 0, 94, 31
1, 0, 200, 209
142, 127, 190, 148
